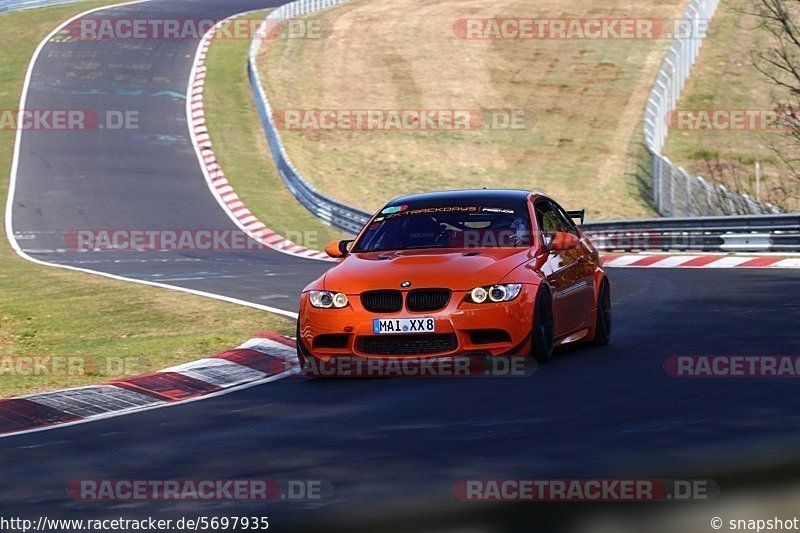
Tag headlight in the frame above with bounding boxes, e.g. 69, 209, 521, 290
333, 292, 349, 308
469, 284, 522, 303
309, 291, 349, 308
470, 287, 488, 303
489, 285, 507, 302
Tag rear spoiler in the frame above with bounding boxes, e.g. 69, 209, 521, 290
566, 209, 585, 225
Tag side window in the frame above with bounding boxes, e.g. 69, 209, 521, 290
534, 200, 568, 246
551, 201, 579, 236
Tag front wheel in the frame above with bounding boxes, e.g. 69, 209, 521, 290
591, 278, 612, 346
530, 288, 555, 363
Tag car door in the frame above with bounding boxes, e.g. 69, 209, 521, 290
533, 199, 595, 337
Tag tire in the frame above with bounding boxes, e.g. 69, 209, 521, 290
530, 288, 555, 363
591, 278, 612, 346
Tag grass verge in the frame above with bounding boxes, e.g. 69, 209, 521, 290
257, 0, 688, 221
0, 2, 294, 398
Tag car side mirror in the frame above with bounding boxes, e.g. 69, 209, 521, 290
531, 251, 549, 271
325, 240, 353, 258
550, 231, 580, 251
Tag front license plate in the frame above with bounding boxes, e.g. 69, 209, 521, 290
373, 317, 435, 334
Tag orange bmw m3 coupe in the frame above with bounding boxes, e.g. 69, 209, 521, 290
296, 189, 610, 368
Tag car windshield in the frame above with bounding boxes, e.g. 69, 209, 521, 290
353, 200, 533, 252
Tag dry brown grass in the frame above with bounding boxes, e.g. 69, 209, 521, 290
259, 0, 686, 220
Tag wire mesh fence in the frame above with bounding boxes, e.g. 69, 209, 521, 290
643, 0, 780, 216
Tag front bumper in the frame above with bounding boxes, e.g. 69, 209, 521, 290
298, 286, 537, 360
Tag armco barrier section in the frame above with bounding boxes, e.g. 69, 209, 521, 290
248, 3, 800, 254
248, 0, 371, 234
582, 213, 800, 253
250, 0, 782, 229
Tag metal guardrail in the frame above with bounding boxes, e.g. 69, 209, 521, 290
249, 0, 785, 236
643, 0, 780, 217
248, 0, 371, 234
582, 213, 800, 232
582, 214, 800, 253
0, 0, 84, 12
247, 0, 799, 253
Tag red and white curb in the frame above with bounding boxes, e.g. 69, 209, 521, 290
188, 15, 332, 262
0, 333, 298, 438
601, 254, 800, 268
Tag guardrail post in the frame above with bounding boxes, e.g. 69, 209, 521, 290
652, 152, 660, 211
666, 167, 673, 216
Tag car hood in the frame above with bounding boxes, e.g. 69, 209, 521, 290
321, 248, 534, 293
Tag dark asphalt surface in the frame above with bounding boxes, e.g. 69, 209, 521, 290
5, 0, 800, 530
11, 0, 328, 313
2, 267, 800, 529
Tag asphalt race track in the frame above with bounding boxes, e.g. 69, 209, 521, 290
4, 0, 800, 529
10, 0, 329, 315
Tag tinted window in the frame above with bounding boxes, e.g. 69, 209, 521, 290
552, 201, 579, 234
534, 199, 573, 246
353, 200, 533, 252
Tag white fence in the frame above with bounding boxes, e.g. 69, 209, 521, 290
643, 0, 779, 216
